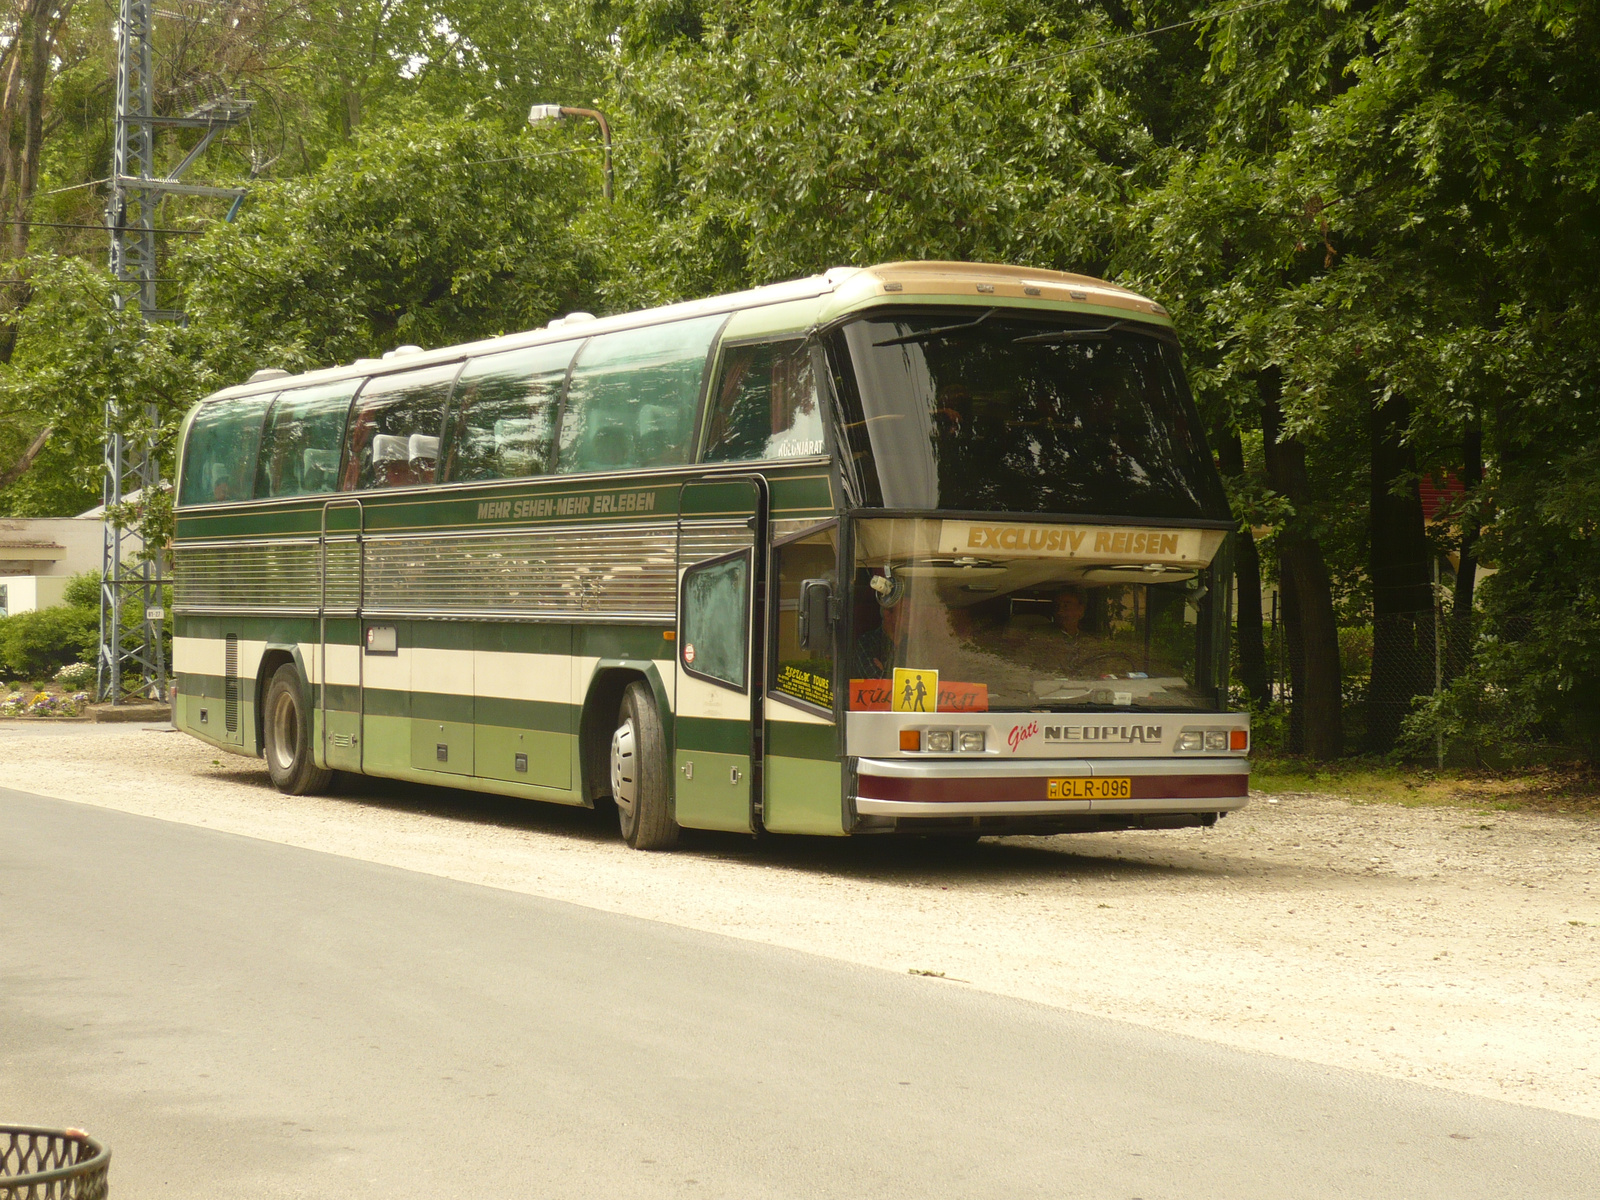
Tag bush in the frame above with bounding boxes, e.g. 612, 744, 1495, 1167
0, 605, 99, 679
62, 570, 99, 609
55, 661, 95, 688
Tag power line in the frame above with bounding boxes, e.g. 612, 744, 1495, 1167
39, 177, 111, 196
2, 219, 207, 236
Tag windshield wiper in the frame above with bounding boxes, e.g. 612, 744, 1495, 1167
1014, 320, 1179, 347
874, 308, 998, 348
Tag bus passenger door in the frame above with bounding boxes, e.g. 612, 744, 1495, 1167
319, 500, 364, 773
673, 478, 765, 832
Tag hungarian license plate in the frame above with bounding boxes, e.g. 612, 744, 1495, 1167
1047, 777, 1132, 800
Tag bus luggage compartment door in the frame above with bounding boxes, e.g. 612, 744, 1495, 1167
673, 478, 764, 832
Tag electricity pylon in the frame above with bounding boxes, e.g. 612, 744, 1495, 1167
101, 0, 250, 703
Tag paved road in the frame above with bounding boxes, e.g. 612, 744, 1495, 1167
2, 787, 1596, 1198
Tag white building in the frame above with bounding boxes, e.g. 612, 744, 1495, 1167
0, 516, 105, 616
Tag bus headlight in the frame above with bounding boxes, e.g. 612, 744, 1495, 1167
958, 730, 986, 753
1204, 730, 1228, 751
1177, 730, 1204, 751
925, 729, 954, 753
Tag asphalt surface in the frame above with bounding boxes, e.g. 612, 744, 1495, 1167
2, 785, 1597, 1199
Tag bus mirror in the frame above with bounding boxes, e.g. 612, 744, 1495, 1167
798, 579, 833, 651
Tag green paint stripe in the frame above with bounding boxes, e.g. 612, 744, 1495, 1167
475, 695, 572, 732
768, 474, 833, 512
175, 463, 836, 541
677, 715, 750, 755
411, 691, 474, 723
766, 719, 837, 760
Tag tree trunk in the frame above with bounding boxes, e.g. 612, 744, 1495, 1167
1259, 370, 1343, 759
0, 0, 71, 363
1215, 427, 1270, 707
0, 423, 50, 489
1450, 425, 1483, 680
1366, 393, 1434, 752
1278, 553, 1306, 754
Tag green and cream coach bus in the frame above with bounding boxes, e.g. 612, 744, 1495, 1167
172, 261, 1250, 848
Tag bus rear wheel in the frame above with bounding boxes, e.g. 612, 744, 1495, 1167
263, 663, 334, 796
611, 682, 678, 850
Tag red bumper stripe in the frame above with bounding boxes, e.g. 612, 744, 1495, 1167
855, 773, 1248, 804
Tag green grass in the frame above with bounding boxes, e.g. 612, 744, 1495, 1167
1250, 755, 1600, 815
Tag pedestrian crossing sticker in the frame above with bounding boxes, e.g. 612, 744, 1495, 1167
891, 667, 939, 713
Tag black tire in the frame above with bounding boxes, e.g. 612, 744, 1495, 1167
610, 681, 678, 850
263, 663, 334, 795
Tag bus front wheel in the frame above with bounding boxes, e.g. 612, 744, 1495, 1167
611, 682, 678, 850
263, 663, 334, 796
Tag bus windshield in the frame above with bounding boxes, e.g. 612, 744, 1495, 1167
831, 310, 1229, 520
846, 518, 1226, 714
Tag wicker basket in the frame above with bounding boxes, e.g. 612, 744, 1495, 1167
0, 1128, 109, 1200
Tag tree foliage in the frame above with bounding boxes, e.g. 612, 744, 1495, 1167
0, 0, 1596, 757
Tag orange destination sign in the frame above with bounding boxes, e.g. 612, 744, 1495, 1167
938, 521, 1223, 564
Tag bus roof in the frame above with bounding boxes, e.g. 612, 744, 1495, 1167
202, 261, 1169, 403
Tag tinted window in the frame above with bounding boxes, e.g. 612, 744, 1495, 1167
179, 394, 272, 506
833, 312, 1229, 520
771, 526, 839, 710
442, 342, 576, 482
680, 552, 750, 689
702, 339, 824, 462
556, 315, 724, 474
341, 364, 460, 491
255, 380, 358, 498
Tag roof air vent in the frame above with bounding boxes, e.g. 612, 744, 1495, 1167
381, 344, 424, 360
247, 368, 291, 384
562, 312, 597, 324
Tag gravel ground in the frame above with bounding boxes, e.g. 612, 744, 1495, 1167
4, 723, 1598, 1119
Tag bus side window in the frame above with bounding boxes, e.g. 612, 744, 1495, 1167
178, 393, 274, 506
702, 340, 824, 462
556, 314, 725, 475
255, 380, 359, 499
441, 341, 576, 483
341, 363, 461, 491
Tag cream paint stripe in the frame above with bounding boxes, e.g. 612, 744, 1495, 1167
675, 671, 747, 720
173, 636, 270, 679
410, 646, 474, 694
475, 650, 571, 702
236, 644, 673, 708
362, 646, 411, 693
318, 642, 360, 688
765, 696, 833, 725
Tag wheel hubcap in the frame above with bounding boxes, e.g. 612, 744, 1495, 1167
270, 690, 298, 773
611, 718, 638, 823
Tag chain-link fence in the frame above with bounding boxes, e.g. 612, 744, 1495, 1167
1248, 579, 1489, 758
0, 1128, 109, 1200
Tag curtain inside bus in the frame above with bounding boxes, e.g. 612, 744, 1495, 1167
442, 341, 578, 482
556, 314, 725, 474
179, 394, 274, 506
341, 363, 463, 491
701, 338, 825, 462
255, 380, 360, 499
830, 310, 1229, 521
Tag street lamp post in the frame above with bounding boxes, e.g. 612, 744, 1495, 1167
528, 104, 613, 203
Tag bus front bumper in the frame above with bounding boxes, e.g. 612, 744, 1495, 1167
851, 756, 1249, 819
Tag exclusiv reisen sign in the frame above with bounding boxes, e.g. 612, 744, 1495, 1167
937, 520, 1223, 564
